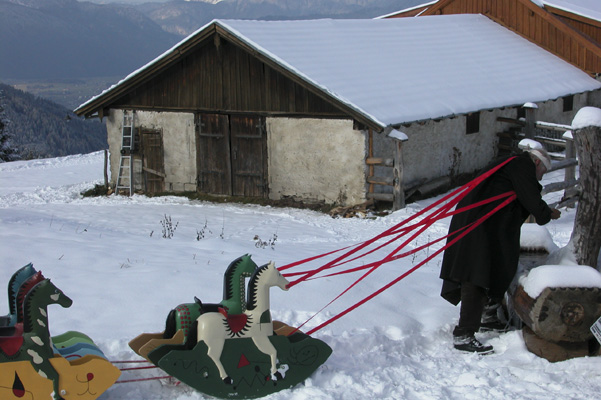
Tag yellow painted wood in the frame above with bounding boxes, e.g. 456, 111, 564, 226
0, 355, 120, 400
50, 356, 121, 400
131, 329, 184, 361
0, 360, 53, 399
128, 331, 165, 359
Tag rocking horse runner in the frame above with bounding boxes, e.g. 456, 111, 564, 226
196, 261, 290, 384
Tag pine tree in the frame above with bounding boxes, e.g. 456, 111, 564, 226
0, 88, 20, 162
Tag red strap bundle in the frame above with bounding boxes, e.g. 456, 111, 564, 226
279, 157, 517, 335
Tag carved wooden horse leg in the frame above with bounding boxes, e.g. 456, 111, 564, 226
196, 262, 289, 384
196, 313, 230, 382
252, 334, 281, 379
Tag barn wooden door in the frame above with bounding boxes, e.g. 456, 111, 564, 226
230, 115, 267, 197
140, 128, 165, 194
196, 114, 232, 195
196, 114, 267, 198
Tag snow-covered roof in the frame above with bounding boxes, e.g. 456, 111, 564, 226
76, 15, 601, 129
216, 15, 600, 127
542, 0, 601, 22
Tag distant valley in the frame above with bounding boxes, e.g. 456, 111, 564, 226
1, 0, 421, 84
0, 0, 421, 158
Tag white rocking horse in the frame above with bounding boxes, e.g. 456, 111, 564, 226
196, 261, 290, 384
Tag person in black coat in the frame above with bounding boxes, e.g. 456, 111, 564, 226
440, 148, 561, 354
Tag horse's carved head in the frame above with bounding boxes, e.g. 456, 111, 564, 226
266, 261, 289, 291
39, 279, 73, 309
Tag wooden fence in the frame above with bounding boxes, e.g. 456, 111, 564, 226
366, 117, 580, 212
366, 130, 405, 210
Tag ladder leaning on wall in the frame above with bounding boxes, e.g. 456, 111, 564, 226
115, 110, 135, 196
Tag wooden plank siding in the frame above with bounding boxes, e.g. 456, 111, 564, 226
391, 0, 601, 76
547, 6, 601, 46
110, 34, 349, 119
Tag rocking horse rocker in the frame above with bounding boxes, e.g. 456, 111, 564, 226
130, 255, 332, 399
0, 264, 120, 400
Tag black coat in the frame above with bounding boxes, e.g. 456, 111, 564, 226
440, 153, 553, 305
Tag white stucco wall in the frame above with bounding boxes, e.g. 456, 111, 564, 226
400, 111, 498, 186
266, 118, 366, 206
372, 92, 600, 192
104, 90, 600, 203
106, 110, 196, 192
106, 112, 367, 205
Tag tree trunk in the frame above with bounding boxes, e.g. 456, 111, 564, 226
570, 124, 601, 270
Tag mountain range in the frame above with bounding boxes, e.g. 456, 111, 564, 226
0, 0, 420, 158
0, 0, 421, 80
0, 0, 181, 79
141, 0, 419, 36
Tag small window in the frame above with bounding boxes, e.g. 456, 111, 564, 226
563, 95, 574, 112
466, 112, 480, 134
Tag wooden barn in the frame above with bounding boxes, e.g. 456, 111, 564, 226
383, 0, 601, 76
75, 15, 601, 209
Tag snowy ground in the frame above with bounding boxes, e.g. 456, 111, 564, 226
1, 151, 600, 399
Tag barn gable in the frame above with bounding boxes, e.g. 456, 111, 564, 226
106, 35, 348, 120
76, 25, 373, 130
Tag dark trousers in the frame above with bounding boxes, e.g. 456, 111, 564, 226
453, 282, 487, 337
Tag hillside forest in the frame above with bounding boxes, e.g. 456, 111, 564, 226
0, 83, 107, 159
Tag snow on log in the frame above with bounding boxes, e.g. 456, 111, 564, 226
513, 265, 601, 343
520, 224, 558, 253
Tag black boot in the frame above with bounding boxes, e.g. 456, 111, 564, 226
480, 300, 510, 333
480, 318, 510, 333
453, 334, 494, 354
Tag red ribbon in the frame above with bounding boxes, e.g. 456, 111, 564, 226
279, 157, 517, 335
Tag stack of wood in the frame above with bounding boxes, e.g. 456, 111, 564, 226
512, 266, 601, 362
329, 200, 373, 218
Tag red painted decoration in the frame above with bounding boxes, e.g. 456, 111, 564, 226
12, 371, 25, 398
237, 354, 250, 369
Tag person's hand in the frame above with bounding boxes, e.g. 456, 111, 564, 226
550, 208, 561, 220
